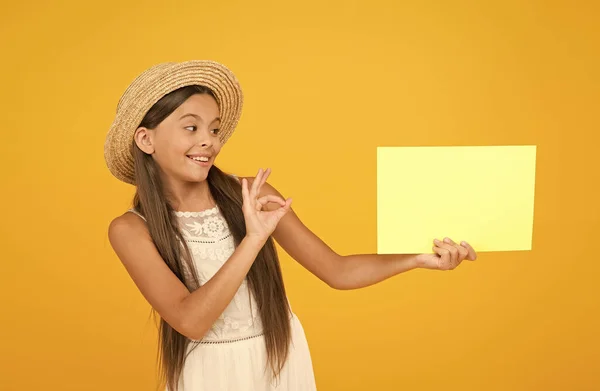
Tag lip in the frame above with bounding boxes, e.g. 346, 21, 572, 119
187, 155, 212, 167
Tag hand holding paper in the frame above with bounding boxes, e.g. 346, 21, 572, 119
415, 237, 478, 270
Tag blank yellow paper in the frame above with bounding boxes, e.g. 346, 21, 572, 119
377, 146, 537, 254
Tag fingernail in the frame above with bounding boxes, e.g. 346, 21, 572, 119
434, 239, 440, 244
461, 241, 467, 246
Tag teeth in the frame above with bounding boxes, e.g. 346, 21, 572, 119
190, 156, 209, 162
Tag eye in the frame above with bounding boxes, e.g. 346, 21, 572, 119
211, 128, 220, 135
185, 125, 197, 131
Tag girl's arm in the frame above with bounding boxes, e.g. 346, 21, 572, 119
109, 214, 267, 340
251, 180, 476, 290
275, 208, 422, 289
272, 204, 419, 290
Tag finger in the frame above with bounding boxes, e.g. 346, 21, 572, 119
275, 198, 293, 218
241, 178, 254, 213
444, 237, 469, 261
253, 168, 272, 205
256, 194, 286, 210
258, 167, 271, 191
241, 178, 250, 203
460, 241, 478, 261
443, 237, 456, 245
434, 239, 459, 267
250, 168, 264, 199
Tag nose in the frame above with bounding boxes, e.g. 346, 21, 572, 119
195, 128, 213, 148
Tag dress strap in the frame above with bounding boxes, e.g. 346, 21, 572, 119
127, 208, 147, 222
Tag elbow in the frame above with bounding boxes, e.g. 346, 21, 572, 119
326, 277, 354, 290
324, 272, 346, 290
325, 277, 341, 290
178, 307, 210, 341
186, 330, 206, 341
180, 318, 209, 341
323, 255, 349, 290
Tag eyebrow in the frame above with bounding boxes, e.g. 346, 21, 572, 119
179, 113, 221, 123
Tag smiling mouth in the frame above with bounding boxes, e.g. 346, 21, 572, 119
187, 156, 210, 162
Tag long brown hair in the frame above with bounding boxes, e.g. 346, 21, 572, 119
130, 85, 291, 390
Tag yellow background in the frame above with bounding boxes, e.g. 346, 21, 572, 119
1, 1, 598, 390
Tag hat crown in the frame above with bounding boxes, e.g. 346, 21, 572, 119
115, 62, 176, 114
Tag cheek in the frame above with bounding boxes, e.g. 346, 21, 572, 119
213, 139, 223, 154
151, 141, 186, 169
155, 136, 186, 155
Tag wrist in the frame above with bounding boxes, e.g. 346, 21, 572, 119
390, 253, 423, 273
413, 253, 428, 269
242, 234, 267, 249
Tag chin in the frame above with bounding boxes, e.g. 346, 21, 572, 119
186, 170, 211, 183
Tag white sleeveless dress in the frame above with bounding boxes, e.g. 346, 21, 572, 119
127, 205, 317, 391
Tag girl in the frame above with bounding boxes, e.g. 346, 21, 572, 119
105, 60, 477, 391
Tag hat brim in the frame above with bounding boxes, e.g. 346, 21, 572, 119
104, 60, 243, 185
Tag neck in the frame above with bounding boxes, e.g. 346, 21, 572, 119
164, 178, 215, 212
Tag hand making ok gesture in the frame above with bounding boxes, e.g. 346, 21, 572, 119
241, 168, 293, 243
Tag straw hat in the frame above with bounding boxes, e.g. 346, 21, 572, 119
104, 60, 244, 184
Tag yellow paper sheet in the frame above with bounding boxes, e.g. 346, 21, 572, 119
377, 146, 536, 254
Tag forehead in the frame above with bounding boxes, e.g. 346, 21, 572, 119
174, 93, 220, 117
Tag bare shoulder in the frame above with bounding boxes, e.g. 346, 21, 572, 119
106, 211, 194, 338
108, 212, 149, 243
107, 211, 154, 264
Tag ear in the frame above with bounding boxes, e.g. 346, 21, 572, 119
134, 127, 155, 154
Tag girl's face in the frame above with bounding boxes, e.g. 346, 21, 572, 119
138, 93, 223, 183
